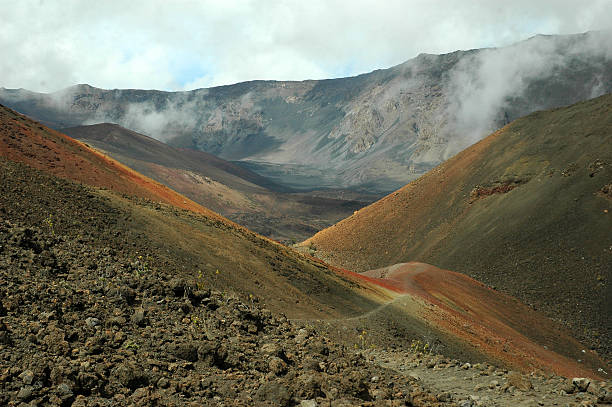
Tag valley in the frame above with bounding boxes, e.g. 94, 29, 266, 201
303, 94, 612, 362
60, 123, 379, 243
0, 28, 610, 406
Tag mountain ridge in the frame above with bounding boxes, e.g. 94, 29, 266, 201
2, 31, 610, 192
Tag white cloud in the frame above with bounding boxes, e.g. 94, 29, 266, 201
1, 0, 610, 92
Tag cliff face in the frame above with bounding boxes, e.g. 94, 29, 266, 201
2, 31, 610, 192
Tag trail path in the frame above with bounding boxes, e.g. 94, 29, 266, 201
365, 348, 609, 406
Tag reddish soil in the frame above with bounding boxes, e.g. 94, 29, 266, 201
361, 262, 606, 379
0, 105, 224, 222
304, 95, 612, 360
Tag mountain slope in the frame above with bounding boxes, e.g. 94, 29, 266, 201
3, 161, 608, 406
1, 103, 608, 379
61, 123, 377, 242
0, 104, 219, 218
303, 94, 612, 358
0, 103, 383, 319
61, 123, 282, 192
1, 31, 610, 192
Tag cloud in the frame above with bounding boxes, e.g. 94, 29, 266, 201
442, 30, 612, 155
0, 0, 611, 92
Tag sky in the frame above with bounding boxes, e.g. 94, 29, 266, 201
1, 0, 611, 93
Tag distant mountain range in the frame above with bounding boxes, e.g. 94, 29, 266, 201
1, 31, 610, 192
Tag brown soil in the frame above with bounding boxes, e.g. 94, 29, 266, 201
62, 123, 379, 243
303, 94, 612, 361
1, 161, 608, 405
2, 104, 610, 405
361, 263, 606, 379
0, 176, 447, 405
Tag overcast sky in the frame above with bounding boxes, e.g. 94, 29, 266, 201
1, 0, 610, 93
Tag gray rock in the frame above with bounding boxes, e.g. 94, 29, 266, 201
131, 308, 146, 326
507, 371, 533, 391
18, 369, 34, 385
85, 317, 100, 327
269, 356, 287, 376
57, 383, 73, 396
573, 377, 590, 392
408, 373, 421, 381
437, 392, 452, 402
111, 362, 149, 390
171, 343, 198, 362
197, 341, 217, 366
598, 389, 612, 404
295, 328, 309, 344
256, 381, 292, 406
261, 342, 281, 356
561, 379, 575, 394
474, 383, 486, 391
296, 373, 323, 399
17, 386, 33, 401
300, 400, 317, 407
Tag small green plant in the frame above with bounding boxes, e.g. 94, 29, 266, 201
44, 214, 55, 236
124, 340, 139, 350
214, 268, 220, 287
196, 270, 205, 290
132, 255, 150, 277
410, 339, 432, 354
190, 315, 201, 327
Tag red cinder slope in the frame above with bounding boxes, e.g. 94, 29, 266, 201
304, 95, 612, 359
0, 104, 223, 220
361, 262, 605, 379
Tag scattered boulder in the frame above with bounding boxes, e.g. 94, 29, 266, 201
573, 377, 591, 392
130, 308, 146, 326
110, 362, 149, 390
16, 385, 34, 401
256, 381, 292, 406
171, 342, 198, 362
269, 356, 288, 376
18, 369, 34, 385
507, 371, 533, 391
85, 317, 100, 328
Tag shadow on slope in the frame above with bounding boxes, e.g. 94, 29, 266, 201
61, 123, 379, 242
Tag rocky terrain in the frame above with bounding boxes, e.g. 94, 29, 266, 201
0, 178, 440, 406
303, 94, 612, 364
61, 123, 378, 243
1, 31, 610, 192
1, 96, 611, 404
1, 158, 611, 406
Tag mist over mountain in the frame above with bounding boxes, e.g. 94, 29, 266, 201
1, 31, 610, 192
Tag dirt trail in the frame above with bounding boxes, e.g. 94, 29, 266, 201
365, 348, 610, 407
296, 262, 608, 382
